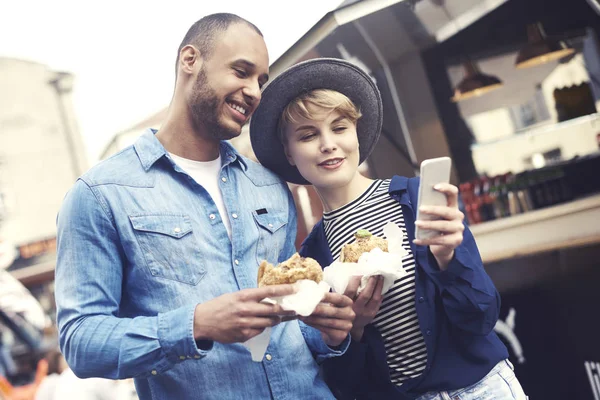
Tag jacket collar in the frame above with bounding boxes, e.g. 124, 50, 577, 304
134, 128, 248, 172
389, 175, 409, 195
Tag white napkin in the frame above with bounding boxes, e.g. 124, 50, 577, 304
323, 222, 409, 296
242, 279, 331, 362
242, 326, 273, 362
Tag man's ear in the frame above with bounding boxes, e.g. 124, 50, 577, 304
179, 45, 201, 75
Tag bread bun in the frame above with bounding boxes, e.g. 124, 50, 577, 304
257, 253, 323, 287
339, 229, 388, 263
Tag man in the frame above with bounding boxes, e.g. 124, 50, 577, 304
55, 13, 354, 400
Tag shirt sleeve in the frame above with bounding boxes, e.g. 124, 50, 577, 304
417, 223, 501, 335
55, 180, 212, 380
298, 321, 350, 363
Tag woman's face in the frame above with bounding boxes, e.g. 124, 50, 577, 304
283, 109, 360, 190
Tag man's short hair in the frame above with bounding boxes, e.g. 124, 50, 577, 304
278, 89, 363, 143
176, 13, 263, 74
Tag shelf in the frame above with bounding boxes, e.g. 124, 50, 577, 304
470, 193, 600, 263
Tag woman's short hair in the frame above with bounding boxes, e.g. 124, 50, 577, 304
278, 89, 362, 143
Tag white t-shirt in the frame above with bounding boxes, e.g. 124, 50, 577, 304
51, 369, 117, 400
169, 153, 232, 239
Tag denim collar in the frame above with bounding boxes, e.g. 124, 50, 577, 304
134, 128, 248, 172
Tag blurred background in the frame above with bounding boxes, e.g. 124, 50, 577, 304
2, 0, 600, 399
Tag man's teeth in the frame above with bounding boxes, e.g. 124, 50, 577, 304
229, 103, 246, 115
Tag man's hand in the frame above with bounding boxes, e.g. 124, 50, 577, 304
299, 292, 355, 347
413, 182, 465, 270
344, 275, 384, 341
193, 285, 298, 344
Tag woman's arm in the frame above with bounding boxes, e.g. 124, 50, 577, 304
413, 182, 500, 335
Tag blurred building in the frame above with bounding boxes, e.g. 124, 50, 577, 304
0, 57, 87, 290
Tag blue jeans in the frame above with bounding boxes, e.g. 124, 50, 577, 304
416, 360, 527, 400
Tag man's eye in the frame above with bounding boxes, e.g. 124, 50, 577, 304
234, 68, 248, 78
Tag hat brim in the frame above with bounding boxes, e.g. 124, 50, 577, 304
249, 58, 383, 185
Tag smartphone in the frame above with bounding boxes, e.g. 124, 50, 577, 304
414, 157, 452, 240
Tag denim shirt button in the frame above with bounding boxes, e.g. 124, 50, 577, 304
234, 259, 239, 265
232, 213, 238, 219
174, 227, 181, 233
221, 177, 227, 183
209, 214, 216, 220
151, 370, 158, 375
265, 354, 272, 361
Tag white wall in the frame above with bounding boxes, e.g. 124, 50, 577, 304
0, 58, 88, 246
467, 108, 515, 143
471, 113, 600, 176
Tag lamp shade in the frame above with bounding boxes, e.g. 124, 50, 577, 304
515, 22, 575, 69
451, 60, 503, 102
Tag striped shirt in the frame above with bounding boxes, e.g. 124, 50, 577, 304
323, 179, 427, 385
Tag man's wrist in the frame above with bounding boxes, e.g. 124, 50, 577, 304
193, 304, 211, 341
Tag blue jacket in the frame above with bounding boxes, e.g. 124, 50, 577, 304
299, 176, 509, 399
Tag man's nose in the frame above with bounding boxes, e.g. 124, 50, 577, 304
243, 80, 261, 104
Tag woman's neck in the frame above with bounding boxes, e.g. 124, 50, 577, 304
316, 173, 375, 212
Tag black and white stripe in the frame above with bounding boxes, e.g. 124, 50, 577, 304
323, 179, 427, 385
586, 361, 600, 400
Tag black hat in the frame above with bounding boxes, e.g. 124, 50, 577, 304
250, 58, 383, 184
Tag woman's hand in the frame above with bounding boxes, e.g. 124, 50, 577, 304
413, 183, 465, 270
343, 275, 384, 341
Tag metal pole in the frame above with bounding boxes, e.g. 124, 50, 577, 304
354, 20, 420, 176
48, 73, 81, 181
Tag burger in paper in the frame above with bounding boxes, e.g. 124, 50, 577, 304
245, 253, 329, 362
257, 253, 323, 287
339, 229, 388, 263
323, 223, 408, 296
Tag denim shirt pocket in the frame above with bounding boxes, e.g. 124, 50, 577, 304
129, 213, 206, 286
252, 210, 288, 265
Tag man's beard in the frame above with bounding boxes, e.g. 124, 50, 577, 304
189, 67, 240, 141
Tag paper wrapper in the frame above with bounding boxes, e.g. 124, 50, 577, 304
242, 279, 331, 361
323, 222, 409, 296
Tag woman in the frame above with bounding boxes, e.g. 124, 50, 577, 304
249, 58, 527, 400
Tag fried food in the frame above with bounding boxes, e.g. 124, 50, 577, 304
257, 253, 323, 287
339, 229, 388, 263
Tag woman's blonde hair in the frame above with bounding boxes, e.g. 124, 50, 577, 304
278, 89, 362, 143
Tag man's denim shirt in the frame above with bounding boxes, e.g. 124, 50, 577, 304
55, 129, 348, 400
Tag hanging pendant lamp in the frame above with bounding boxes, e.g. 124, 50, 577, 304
515, 22, 575, 69
451, 60, 503, 102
